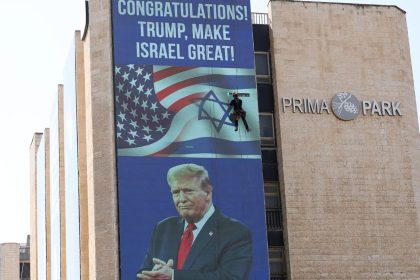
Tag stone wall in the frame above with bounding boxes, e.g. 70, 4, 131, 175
29, 133, 42, 280
83, 0, 119, 278
269, 1, 420, 279
0, 243, 20, 280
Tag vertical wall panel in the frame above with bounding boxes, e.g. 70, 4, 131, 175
30, 133, 42, 280
36, 136, 47, 280
64, 35, 81, 280
49, 91, 61, 280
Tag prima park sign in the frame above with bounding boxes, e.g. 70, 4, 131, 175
281, 92, 402, 121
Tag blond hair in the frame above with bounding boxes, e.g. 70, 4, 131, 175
167, 163, 212, 192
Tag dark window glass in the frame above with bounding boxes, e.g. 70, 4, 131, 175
257, 83, 274, 112
269, 248, 287, 275
20, 262, 30, 279
260, 114, 275, 146
252, 24, 270, 51
265, 195, 280, 209
255, 53, 270, 76
262, 149, 279, 181
263, 162, 278, 181
261, 149, 277, 164
264, 184, 278, 194
267, 230, 284, 246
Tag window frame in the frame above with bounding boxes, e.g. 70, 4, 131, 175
259, 113, 276, 147
255, 51, 271, 83
269, 247, 287, 277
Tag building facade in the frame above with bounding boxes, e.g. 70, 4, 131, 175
0, 243, 20, 280
0, 236, 31, 280
30, 1, 420, 280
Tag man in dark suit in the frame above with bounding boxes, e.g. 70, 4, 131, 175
137, 163, 252, 280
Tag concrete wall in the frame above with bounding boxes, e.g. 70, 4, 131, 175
76, 29, 90, 280
0, 243, 20, 280
57, 85, 67, 280
83, 0, 119, 278
44, 128, 51, 280
270, 1, 420, 279
30, 133, 42, 280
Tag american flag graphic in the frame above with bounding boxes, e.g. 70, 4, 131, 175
114, 64, 260, 157
114, 64, 176, 149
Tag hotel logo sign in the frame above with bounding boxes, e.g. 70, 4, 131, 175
282, 92, 402, 121
331, 92, 361, 121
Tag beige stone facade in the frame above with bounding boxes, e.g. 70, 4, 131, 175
83, 0, 119, 279
30, 130, 50, 280
58, 85, 67, 280
75, 29, 90, 280
29, 133, 42, 280
0, 243, 20, 280
269, 1, 420, 279
44, 128, 51, 280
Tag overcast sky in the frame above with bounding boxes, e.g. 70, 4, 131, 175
0, 0, 418, 244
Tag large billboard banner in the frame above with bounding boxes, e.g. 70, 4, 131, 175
112, 0, 269, 279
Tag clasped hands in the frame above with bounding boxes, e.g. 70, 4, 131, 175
137, 258, 174, 280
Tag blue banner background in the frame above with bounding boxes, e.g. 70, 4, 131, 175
112, 0, 254, 68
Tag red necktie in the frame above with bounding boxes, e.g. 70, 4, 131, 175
177, 223, 196, 269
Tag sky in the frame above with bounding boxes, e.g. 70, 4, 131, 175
0, 0, 418, 244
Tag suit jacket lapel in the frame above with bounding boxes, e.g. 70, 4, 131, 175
182, 211, 218, 269
168, 219, 184, 263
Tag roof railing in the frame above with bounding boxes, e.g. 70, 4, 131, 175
252, 13, 269, 25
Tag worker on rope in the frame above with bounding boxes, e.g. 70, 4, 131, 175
229, 92, 250, 132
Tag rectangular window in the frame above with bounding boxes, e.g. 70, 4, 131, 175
264, 183, 283, 246
19, 262, 30, 279
270, 277, 287, 280
257, 83, 275, 112
259, 113, 275, 146
261, 149, 279, 181
269, 248, 287, 277
255, 52, 271, 83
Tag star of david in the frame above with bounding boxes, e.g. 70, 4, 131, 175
197, 90, 234, 132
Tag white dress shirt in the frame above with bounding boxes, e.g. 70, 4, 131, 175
183, 204, 215, 243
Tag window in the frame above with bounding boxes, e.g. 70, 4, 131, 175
269, 248, 287, 277
259, 113, 275, 146
265, 183, 283, 246
270, 277, 287, 280
257, 83, 275, 112
255, 52, 271, 83
20, 262, 30, 280
255, 52, 270, 76
261, 149, 279, 181
266, 210, 282, 230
